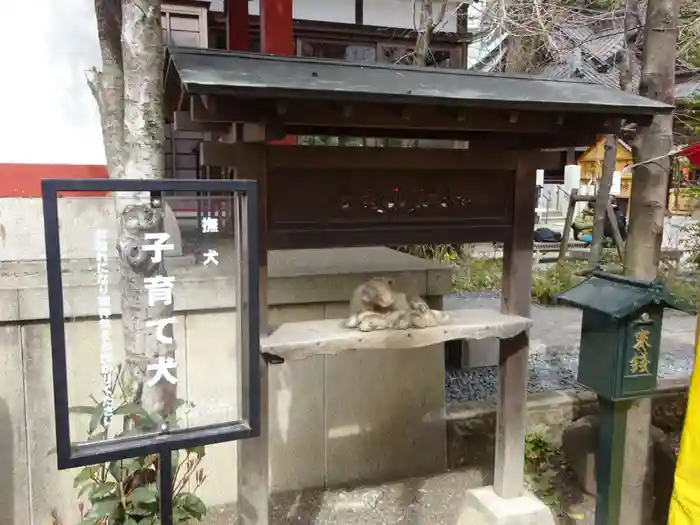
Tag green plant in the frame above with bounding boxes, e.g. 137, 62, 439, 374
531, 261, 587, 305
679, 187, 700, 200
524, 428, 554, 472
523, 428, 562, 512
453, 257, 503, 292
52, 366, 207, 525
393, 244, 462, 264
661, 271, 700, 307
451, 255, 588, 301
522, 428, 587, 520
680, 220, 700, 271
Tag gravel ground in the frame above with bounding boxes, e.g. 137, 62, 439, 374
204, 470, 488, 525
443, 294, 697, 404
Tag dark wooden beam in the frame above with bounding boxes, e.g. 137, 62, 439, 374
172, 111, 231, 133
199, 143, 565, 171
283, 126, 598, 149
190, 95, 621, 137
267, 224, 511, 250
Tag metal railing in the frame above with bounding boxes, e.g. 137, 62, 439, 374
537, 191, 551, 224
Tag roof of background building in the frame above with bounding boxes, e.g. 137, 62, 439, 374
535, 11, 698, 98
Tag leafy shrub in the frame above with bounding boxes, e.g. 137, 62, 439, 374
51, 366, 207, 525
393, 244, 461, 264
680, 220, 700, 271
531, 261, 587, 305
451, 254, 586, 304
452, 257, 503, 292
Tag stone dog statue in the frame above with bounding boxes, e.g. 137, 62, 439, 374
345, 277, 450, 332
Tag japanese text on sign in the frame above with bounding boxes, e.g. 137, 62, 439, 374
142, 232, 178, 387
629, 327, 651, 375
200, 216, 219, 266
201, 216, 219, 234
94, 229, 115, 425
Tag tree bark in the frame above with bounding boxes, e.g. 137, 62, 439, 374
621, 0, 680, 523
589, 135, 617, 266
120, 0, 174, 419
625, 0, 679, 278
90, 0, 175, 423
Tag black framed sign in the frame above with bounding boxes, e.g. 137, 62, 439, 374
41, 178, 260, 470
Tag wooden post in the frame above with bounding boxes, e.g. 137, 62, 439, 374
605, 202, 626, 261
260, 0, 293, 55
259, 0, 293, 145
232, 129, 270, 525
590, 134, 617, 266
494, 154, 536, 498
226, 0, 250, 51
558, 188, 579, 262
354, 0, 363, 24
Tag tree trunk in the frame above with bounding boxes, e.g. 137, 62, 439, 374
621, 0, 680, 523
589, 135, 617, 266
90, 0, 175, 424
625, 0, 678, 278
407, 0, 447, 150
119, 0, 175, 419
415, 0, 433, 67
414, 0, 447, 67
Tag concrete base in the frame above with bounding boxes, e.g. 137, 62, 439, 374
457, 487, 556, 525
446, 338, 499, 369
464, 338, 499, 368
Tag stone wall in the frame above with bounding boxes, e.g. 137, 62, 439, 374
0, 247, 452, 525
446, 378, 689, 470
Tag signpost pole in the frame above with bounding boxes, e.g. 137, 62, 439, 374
159, 451, 174, 525
595, 397, 631, 525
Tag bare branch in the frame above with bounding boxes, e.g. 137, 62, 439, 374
619, 0, 641, 92
435, 0, 449, 27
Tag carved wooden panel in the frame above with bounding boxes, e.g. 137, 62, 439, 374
266, 168, 515, 249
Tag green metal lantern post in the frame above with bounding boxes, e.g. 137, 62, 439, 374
556, 271, 693, 525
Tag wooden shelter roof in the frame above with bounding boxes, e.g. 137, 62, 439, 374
165, 46, 672, 117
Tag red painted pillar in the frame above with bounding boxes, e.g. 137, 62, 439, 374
260, 0, 294, 55
226, 0, 250, 51
260, 0, 294, 144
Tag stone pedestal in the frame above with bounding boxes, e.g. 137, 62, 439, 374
262, 247, 453, 493
458, 486, 556, 525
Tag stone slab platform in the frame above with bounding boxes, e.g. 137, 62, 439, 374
262, 309, 532, 361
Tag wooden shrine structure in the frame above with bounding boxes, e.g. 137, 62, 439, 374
163, 46, 673, 523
